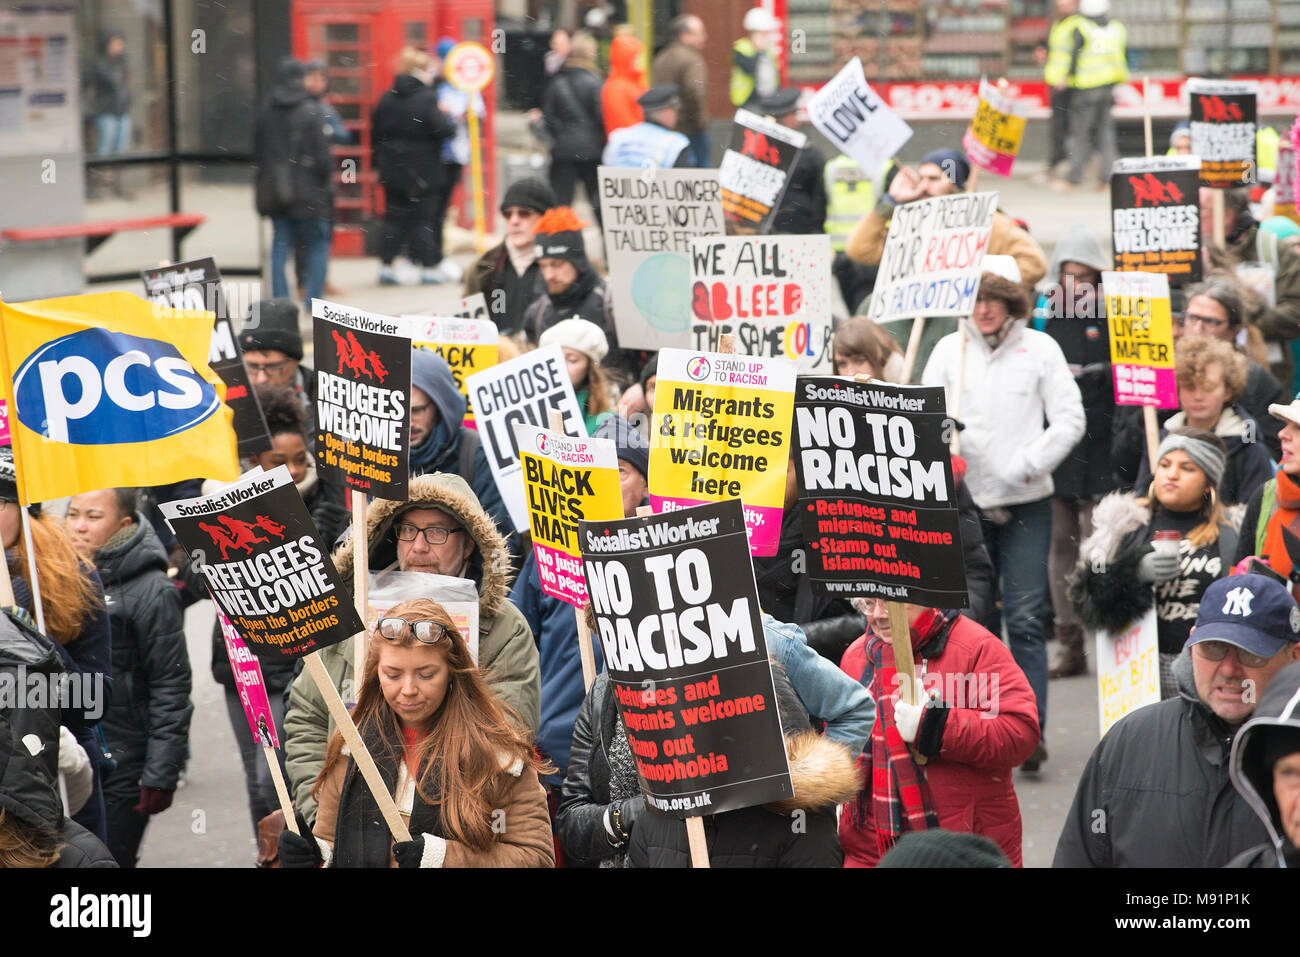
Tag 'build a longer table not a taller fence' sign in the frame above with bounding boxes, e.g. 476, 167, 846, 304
791, 377, 967, 607
578, 499, 793, 817
866, 191, 997, 324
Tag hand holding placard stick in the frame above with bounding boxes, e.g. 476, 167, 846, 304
161, 466, 412, 845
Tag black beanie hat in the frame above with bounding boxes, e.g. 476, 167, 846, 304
639, 353, 659, 395
501, 177, 557, 216
876, 830, 1011, 868
240, 299, 304, 360
1261, 726, 1300, 776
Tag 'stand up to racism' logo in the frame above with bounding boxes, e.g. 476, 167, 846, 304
686, 356, 711, 381
536, 432, 550, 454
197, 514, 285, 561
12, 328, 220, 444
331, 329, 389, 383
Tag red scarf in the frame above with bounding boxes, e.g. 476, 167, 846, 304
1261, 471, 1300, 580
848, 609, 943, 855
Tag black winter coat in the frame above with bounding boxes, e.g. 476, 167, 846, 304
541, 67, 606, 163
1053, 652, 1271, 867
371, 74, 455, 196
92, 518, 193, 798
555, 673, 644, 867
522, 271, 642, 382
255, 76, 335, 220
1043, 314, 1117, 500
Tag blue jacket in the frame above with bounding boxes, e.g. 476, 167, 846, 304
762, 613, 875, 756
509, 552, 604, 784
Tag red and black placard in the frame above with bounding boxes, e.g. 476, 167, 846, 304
718, 108, 806, 236
578, 498, 793, 818
792, 376, 968, 607
142, 257, 272, 459
159, 465, 363, 660
1110, 156, 1202, 285
311, 300, 413, 501
1188, 78, 1258, 189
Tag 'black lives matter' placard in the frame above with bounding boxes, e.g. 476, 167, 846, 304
1110, 156, 1202, 285
792, 377, 967, 606
161, 466, 363, 660
579, 499, 793, 818
1189, 78, 1258, 188
142, 257, 272, 459
312, 300, 413, 500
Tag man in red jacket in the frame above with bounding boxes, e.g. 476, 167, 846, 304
839, 600, 1040, 866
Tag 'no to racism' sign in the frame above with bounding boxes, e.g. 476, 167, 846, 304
579, 499, 793, 817
792, 377, 967, 607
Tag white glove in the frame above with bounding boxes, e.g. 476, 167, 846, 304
1137, 548, 1180, 583
57, 726, 93, 816
892, 677, 929, 745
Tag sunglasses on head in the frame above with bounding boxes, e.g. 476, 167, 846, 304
376, 617, 451, 644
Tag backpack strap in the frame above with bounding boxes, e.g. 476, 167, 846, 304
1256, 477, 1278, 555
458, 426, 480, 482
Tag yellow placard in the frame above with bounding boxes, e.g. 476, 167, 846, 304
0, 291, 237, 503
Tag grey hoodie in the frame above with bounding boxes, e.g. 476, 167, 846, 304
1227, 659, 1300, 867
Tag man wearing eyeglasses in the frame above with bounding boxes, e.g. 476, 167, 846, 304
284, 471, 541, 827
239, 298, 316, 436
1055, 572, 1300, 867
464, 178, 556, 336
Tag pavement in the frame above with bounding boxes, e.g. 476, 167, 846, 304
91, 116, 1111, 868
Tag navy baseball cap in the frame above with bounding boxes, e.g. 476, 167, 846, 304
1188, 574, 1300, 659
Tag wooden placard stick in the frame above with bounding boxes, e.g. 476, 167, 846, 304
550, 409, 597, 691
351, 489, 368, 701
900, 316, 925, 383
634, 502, 709, 868
303, 650, 412, 842
264, 747, 299, 835
1213, 188, 1226, 248
1143, 76, 1154, 158
950, 332, 967, 457
0, 545, 14, 606
967, 167, 981, 192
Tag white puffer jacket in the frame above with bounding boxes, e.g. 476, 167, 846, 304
922, 318, 1085, 509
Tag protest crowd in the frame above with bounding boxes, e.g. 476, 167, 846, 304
7, 4, 1300, 881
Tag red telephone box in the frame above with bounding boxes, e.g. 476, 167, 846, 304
292, 0, 497, 257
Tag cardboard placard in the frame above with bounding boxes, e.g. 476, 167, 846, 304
464, 344, 586, 532
598, 166, 725, 353
312, 300, 414, 500
688, 234, 833, 373
408, 314, 499, 428
0, 399, 8, 446
1188, 78, 1259, 188
866, 192, 998, 324
142, 258, 272, 459
366, 570, 480, 664
961, 79, 1027, 177
1103, 270, 1177, 409
1110, 156, 1203, 284
578, 499, 793, 817
806, 57, 912, 178
648, 347, 796, 556
160, 465, 363, 659
791, 377, 966, 606
217, 609, 281, 747
455, 293, 491, 323
1096, 606, 1160, 737
1276, 139, 1298, 225
515, 423, 623, 606
718, 109, 806, 236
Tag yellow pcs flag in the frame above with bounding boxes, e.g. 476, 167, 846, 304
0, 291, 239, 503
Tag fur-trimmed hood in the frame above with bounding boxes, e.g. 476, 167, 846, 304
1078, 491, 1151, 567
330, 471, 512, 620
763, 731, 861, 814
